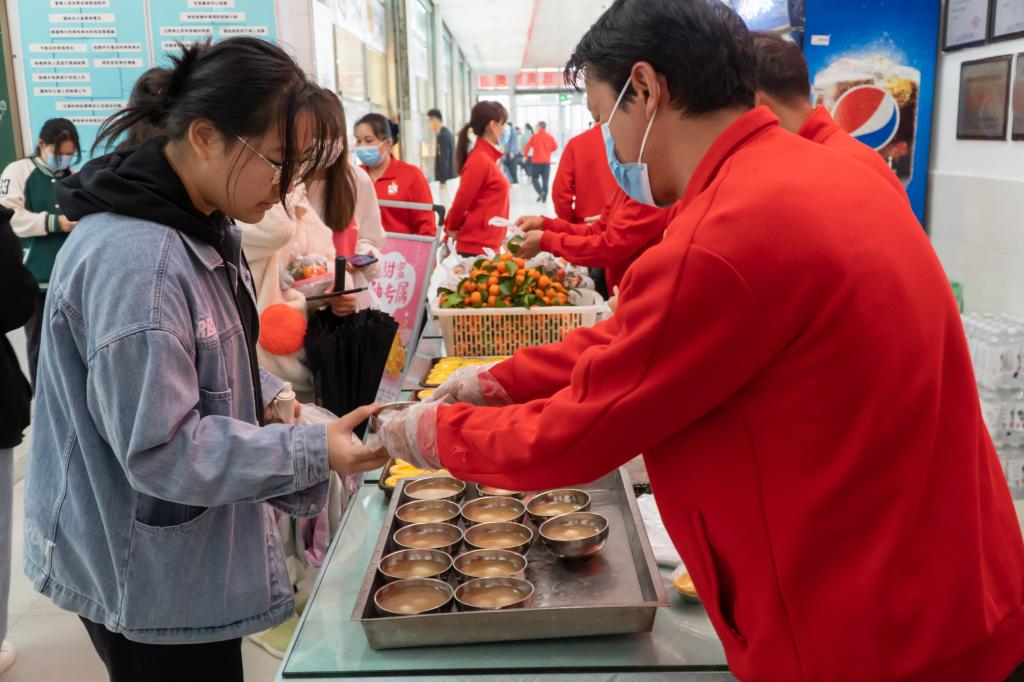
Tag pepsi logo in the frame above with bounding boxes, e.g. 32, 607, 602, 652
831, 85, 900, 151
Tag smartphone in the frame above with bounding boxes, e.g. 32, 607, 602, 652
304, 286, 369, 302
349, 254, 379, 268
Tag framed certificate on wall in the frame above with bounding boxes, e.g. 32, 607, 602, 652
990, 0, 1024, 43
944, 0, 989, 51
957, 55, 1013, 140
1011, 54, 1024, 139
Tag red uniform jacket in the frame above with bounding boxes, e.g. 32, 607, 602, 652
523, 129, 558, 164
362, 155, 436, 236
551, 126, 617, 223
435, 107, 1024, 681
445, 141, 510, 255
799, 106, 908, 202
540, 187, 670, 290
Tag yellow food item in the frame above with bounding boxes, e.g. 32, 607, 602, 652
417, 389, 436, 400
671, 567, 699, 599
425, 356, 509, 385
384, 332, 405, 378
382, 459, 448, 488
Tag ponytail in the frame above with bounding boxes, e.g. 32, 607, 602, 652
112, 67, 173, 149
455, 100, 508, 174
321, 89, 357, 232
455, 123, 472, 173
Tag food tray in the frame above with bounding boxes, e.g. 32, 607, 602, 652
430, 289, 605, 357
418, 356, 509, 388
352, 467, 668, 650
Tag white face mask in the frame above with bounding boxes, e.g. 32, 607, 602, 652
602, 78, 659, 207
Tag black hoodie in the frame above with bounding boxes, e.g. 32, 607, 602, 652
58, 139, 266, 422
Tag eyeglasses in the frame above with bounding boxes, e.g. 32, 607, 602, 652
234, 135, 311, 188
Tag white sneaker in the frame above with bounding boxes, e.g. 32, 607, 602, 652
0, 641, 16, 675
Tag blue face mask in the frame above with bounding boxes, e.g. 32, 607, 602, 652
44, 152, 75, 172
602, 78, 659, 207
354, 144, 384, 167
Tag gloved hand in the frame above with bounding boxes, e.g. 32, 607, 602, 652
376, 402, 443, 472
423, 362, 512, 407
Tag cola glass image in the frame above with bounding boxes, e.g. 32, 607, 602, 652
813, 56, 921, 186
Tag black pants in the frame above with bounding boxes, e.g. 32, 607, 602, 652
503, 155, 518, 184
531, 163, 551, 202
23, 289, 46, 391
80, 617, 244, 682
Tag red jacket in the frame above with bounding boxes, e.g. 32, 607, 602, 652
435, 107, 1024, 681
362, 155, 436, 236
523, 129, 558, 164
540, 187, 670, 290
799, 106, 908, 202
445, 141, 510, 255
551, 126, 616, 223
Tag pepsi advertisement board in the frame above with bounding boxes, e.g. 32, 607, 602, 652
803, 0, 941, 226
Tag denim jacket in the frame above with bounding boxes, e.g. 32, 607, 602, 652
23, 212, 330, 644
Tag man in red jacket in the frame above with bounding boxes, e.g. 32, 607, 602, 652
522, 122, 558, 203
381, 1, 1024, 680
514, 187, 671, 291
551, 125, 617, 223
752, 31, 908, 202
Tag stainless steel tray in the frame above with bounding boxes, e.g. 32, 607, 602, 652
351, 467, 669, 650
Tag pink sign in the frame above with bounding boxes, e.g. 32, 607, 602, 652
372, 232, 437, 402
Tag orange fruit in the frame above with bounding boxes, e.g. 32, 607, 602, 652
515, 273, 525, 284
489, 284, 500, 296
545, 287, 557, 298
542, 296, 552, 305
514, 258, 525, 268
538, 275, 551, 288
534, 288, 545, 297
488, 275, 499, 286
440, 295, 448, 306
557, 293, 568, 305
499, 252, 512, 261
463, 281, 477, 293
487, 295, 497, 306
470, 291, 482, 305
495, 261, 507, 274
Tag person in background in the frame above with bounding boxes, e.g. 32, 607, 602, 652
520, 123, 534, 179
446, 101, 511, 255
551, 123, 616, 223
522, 121, 558, 203
514, 125, 525, 181
428, 108, 455, 204
377, 1, 1024, 680
0, 208, 32, 677
353, 113, 436, 236
0, 118, 80, 389
502, 122, 519, 184
751, 31, 907, 200
26, 38, 386, 681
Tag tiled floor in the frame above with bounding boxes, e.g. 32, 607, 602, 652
6, 175, 1022, 681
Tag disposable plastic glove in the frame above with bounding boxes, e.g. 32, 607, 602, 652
376, 402, 443, 472
423, 362, 512, 407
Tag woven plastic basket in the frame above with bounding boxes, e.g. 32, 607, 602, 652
431, 289, 605, 356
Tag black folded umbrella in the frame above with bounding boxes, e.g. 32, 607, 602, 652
305, 258, 399, 438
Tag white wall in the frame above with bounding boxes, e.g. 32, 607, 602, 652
928, 39, 1024, 315
277, 0, 315, 79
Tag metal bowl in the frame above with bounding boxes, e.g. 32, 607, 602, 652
463, 521, 534, 556
392, 522, 464, 555
454, 577, 534, 611
526, 489, 592, 525
377, 548, 454, 583
539, 512, 609, 560
460, 496, 527, 526
475, 483, 526, 499
452, 549, 527, 582
396, 499, 461, 527
402, 475, 466, 504
373, 577, 454, 616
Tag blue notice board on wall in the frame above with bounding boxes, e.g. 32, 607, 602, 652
12, 0, 277, 157
803, 0, 941, 227
148, 0, 277, 66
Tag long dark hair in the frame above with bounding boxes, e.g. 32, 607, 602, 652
318, 89, 357, 232
455, 101, 508, 173
94, 38, 343, 205
116, 67, 170, 149
33, 118, 81, 165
